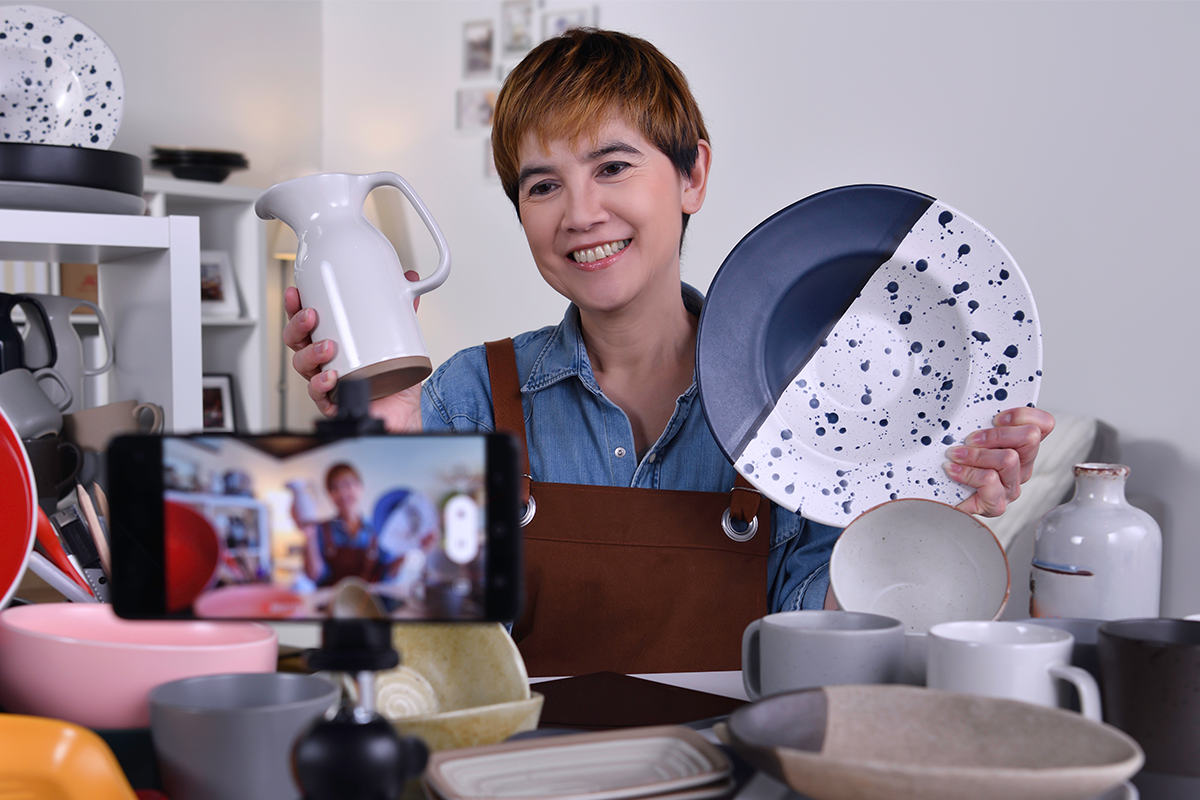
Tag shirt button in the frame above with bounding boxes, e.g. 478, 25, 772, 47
614, 447, 626, 458
647, 453, 657, 463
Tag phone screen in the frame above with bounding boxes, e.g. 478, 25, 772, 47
109, 432, 520, 622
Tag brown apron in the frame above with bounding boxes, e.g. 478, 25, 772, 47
317, 520, 383, 587
486, 339, 770, 677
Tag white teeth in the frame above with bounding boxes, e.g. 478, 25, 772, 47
572, 239, 629, 263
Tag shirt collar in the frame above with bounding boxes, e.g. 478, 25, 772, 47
522, 283, 706, 395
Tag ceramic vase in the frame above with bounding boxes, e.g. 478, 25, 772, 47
1031, 463, 1161, 620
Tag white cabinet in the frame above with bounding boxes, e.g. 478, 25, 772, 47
143, 177, 269, 432
0, 208, 202, 432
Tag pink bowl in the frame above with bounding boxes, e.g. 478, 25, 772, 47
0, 604, 277, 729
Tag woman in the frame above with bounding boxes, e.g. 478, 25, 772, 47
301, 462, 390, 588
285, 29, 1053, 676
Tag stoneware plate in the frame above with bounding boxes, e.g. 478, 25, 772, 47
697, 185, 1041, 526
829, 498, 1009, 633
0, 5, 125, 148
0, 405, 36, 610
726, 684, 1143, 800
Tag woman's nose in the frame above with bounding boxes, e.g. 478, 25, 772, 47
561, 185, 606, 231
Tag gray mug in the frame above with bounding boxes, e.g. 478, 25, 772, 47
0, 366, 72, 438
742, 610, 905, 699
150, 672, 339, 800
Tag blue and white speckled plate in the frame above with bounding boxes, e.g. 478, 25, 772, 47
697, 185, 1041, 527
0, 5, 124, 148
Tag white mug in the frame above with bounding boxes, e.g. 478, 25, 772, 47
742, 610, 904, 700
927, 620, 1102, 721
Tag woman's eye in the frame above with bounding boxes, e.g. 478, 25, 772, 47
600, 162, 629, 177
528, 181, 555, 196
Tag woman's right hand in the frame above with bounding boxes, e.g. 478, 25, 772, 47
283, 285, 424, 432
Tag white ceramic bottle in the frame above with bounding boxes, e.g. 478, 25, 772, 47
1031, 463, 1161, 620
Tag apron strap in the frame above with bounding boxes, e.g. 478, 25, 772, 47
730, 474, 761, 525
485, 338, 530, 503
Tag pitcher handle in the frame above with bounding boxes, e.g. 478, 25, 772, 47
15, 295, 58, 370
68, 299, 115, 376
366, 172, 451, 297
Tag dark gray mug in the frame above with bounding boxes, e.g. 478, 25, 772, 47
1098, 618, 1200, 777
22, 435, 82, 513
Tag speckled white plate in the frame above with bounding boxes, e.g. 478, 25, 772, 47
0, 5, 124, 148
698, 186, 1041, 527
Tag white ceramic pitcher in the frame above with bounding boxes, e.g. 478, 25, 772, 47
255, 172, 451, 400
18, 294, 114, 414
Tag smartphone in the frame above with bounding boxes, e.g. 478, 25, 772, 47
107, 432, 521, 622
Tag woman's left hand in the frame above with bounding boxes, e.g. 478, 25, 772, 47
946, 407, 1056, 517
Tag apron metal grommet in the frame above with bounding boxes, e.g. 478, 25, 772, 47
519, 494, 537, 527
721, 508, 758, 541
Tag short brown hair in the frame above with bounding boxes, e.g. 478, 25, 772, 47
492, 28, 709, 228
325, 462, 361, 493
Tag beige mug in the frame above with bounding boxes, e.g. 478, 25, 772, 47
62, 399, 164, 452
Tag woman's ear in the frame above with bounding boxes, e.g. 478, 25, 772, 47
682, 139, 712, 215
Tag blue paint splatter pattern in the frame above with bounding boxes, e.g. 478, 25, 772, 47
0, 5, 125, 148
736, 199, 1042, 526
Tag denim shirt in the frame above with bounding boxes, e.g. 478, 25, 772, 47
421, 284, 841, 612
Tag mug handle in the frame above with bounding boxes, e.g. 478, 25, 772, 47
55, 440, 83, 495
70, 299, 115, 376
133, 402, 164, 434
742, 619, 763, 701
367, 172, 451, 298
1048, 662, 1102, 722
32, 367, 73, 411
15, 295, 58, 370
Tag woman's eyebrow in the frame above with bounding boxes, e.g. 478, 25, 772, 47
585, 141, 643, 160
517, 164, 554, 187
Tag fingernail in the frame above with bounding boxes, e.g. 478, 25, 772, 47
995, 412, 1013, 426
965, 431, 986, 445
944, 461, 963, 476
315, 341, 329, 357
948, 447, 969, 461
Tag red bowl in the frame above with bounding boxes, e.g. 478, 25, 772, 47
164, 500, 221, 613
0, 407, 36, 609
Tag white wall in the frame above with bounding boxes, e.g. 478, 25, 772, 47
44, 1, 1199, 615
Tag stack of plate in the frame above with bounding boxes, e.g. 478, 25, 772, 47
423, 726, 734, 800
0, 5, 141, 213
150, 147, 249, 183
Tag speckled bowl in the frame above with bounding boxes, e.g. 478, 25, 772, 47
377, 623, 541, 751
830, 498, 1009, 633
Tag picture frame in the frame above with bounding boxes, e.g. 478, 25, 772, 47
542, 7, 596, 40
456, 87, 499, 131
200, 250, 241, 318
501, 0, 533, 56
463, 19, 494, 78
202, 373, 237, 433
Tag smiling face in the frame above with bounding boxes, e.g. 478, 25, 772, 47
516, 116, 710, 317
327, 471, 363, 519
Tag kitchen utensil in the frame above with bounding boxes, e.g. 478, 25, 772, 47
27, 550, 95, 602
164, 498, 222, 613
0, 603, 277, 729
35, 504, 91, 594
1098, 618, 1200, 778
424, 725, 731, 800
0, 364, 71, 437
697, 185, 1041, 526
0, 5, 125, 148
150, 673, 338, 800
379, 622, 542, 751
927, 620, 1102, 721
22, 433, 81, 511
51, 503, 109, 601
18, 293, 116, 412
829, 498, 1009, 632
726, 684, 1142, 800
76, 480, 111, 576
0, 713, 139, 800
741, 610, 904, 700
255, 171, 451, 399
0, 405, 36, 610
0, 290, 55, 372
62, 398, 163, 451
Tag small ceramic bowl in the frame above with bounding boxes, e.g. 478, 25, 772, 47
830, 498, 1009, 633
376, 623, 542, 751
0, 603, 277, 729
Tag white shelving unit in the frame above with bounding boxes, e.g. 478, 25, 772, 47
0, 208, 202, 432
143, 177, 269, 432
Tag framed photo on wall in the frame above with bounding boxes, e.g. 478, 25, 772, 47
202, 373, 237, 432
463, 19, 494, 78
200, 250, 241, 318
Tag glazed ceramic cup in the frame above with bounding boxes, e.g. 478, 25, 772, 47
0, 366, 72, 438
1020, 617, 1103, 711
1098, 618, 1200, 778
62, 398, 163, 452
22, 434, 82, 511
928, 620, 1101, 720
742, 610, 905, 700
150, 672, 339, 800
